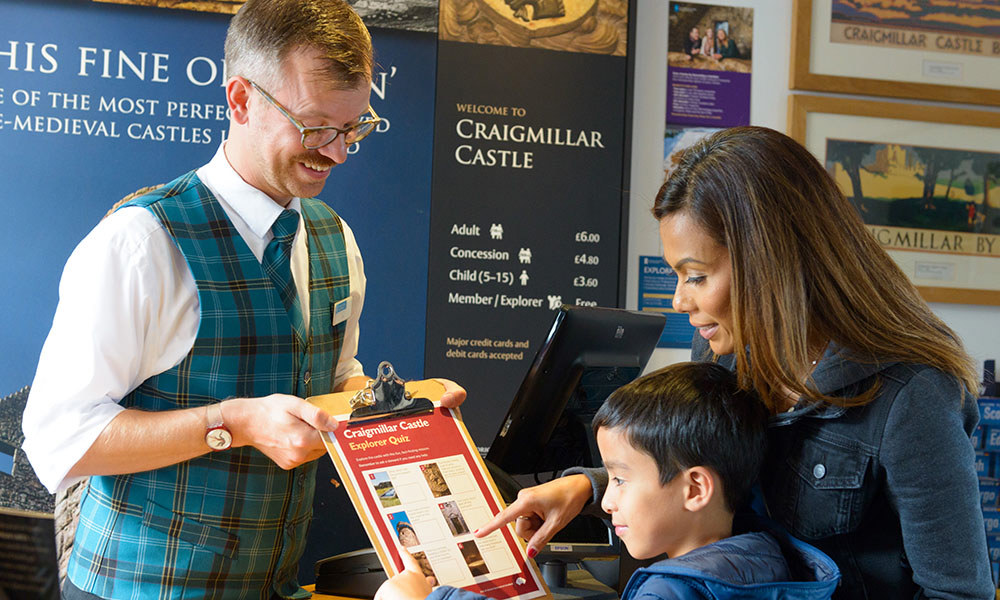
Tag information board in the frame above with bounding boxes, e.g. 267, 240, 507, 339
425, 22, 633, 446
637, 255, 696, 348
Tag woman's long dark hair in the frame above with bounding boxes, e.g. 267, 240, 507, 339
654, 126, 976, 411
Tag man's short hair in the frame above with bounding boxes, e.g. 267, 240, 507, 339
225, 0, 373, 89
592, 362, 768, 512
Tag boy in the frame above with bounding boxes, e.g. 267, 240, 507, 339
376, 362, 840, 600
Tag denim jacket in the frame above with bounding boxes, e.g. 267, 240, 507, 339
691, 337, 993, 599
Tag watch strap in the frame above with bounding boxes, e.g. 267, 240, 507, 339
206, 403, 225, 429
205, 403, 232, 451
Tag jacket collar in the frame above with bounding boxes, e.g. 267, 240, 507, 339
775, 343, 897, 423
694, 337, 896, 423
809, 343, 889, 396
634, 519, 840, 589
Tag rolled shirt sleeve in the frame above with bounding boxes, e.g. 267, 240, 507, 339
22, 207, 196, 493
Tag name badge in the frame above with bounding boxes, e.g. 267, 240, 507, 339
332, 298, 351, 326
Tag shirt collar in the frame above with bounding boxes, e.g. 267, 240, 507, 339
200, 143, 302, 239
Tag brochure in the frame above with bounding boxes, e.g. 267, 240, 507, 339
309, 381, 548, 600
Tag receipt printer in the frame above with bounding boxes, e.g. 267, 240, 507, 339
314, 547, 387, 598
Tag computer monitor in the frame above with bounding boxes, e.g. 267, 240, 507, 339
487, 305, 666, 477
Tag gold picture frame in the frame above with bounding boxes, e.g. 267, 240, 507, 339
789, 94, 1000, 306
92, 0, 242, 14
790, 0, 1000, 105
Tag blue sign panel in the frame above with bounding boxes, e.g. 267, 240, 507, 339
638, 255, 695, 348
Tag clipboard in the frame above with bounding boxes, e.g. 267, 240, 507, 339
309, 364, 550, 600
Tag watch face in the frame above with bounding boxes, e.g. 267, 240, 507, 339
206, 427, 233, 451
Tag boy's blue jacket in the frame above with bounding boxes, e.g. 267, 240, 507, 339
425, 523, 839, 600
620, 528, 839, 600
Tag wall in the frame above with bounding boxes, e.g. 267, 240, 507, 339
626, 0, 1000, 375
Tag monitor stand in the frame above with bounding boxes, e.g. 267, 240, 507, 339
538, 558, 618, 600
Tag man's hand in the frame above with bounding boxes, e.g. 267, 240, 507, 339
67, 394, 338, 480
473, 474, 593, 557
374, 550, 436, 600
433, 379, 466, 409
224, 394, 338, 469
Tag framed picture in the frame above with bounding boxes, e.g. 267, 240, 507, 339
788, 94, 1000, 306
92, 0, 242, 13
790, 0, 1000, 105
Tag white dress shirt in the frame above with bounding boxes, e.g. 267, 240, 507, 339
22, 144, 366, 494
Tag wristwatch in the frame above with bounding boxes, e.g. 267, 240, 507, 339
205, 403, 233, 451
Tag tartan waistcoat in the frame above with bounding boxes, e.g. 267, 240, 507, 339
68, 172, 352, 599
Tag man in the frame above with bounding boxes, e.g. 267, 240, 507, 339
21, 1, 464, 598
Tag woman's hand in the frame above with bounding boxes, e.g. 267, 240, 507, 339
374, 550, 436, 600
473, 474, 593, 557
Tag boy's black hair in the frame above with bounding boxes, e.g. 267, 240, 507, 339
592, 361, 768, 512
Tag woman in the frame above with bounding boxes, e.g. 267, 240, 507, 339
715, 28, 738, 59
699, 27, 715, 60
477, 127, 992, 598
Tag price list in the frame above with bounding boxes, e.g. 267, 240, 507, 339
423, 40, 628, 445
425, 199, 623, 444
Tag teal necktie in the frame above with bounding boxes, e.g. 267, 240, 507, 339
263, 209, 305, 341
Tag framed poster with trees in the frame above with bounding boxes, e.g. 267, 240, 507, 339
789, 94, 1000, 305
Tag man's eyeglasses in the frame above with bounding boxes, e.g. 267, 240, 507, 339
249, 80, 381, 150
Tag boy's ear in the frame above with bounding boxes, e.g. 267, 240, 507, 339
681, 466, 715, 512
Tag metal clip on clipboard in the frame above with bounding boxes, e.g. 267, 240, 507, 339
347, 361, 434, 424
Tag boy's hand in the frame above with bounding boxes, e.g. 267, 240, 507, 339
374, 550, 436, 600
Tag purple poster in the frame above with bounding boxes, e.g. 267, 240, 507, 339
666, 1, 752, 128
